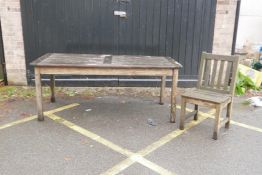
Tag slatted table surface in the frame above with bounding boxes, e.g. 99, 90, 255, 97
31, 53, 181, 68
31, 53, 182, 122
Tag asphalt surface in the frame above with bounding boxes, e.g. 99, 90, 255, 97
0, 94, 261, 175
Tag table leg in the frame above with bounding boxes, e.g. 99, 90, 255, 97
170, 69, 178, 123
35, 68, 44, 121
50, 75, 56, 103
159, 76, 166, 105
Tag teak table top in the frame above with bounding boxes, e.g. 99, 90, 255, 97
30, 53, 182, 69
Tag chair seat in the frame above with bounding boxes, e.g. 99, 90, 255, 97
181, 88, 232, 104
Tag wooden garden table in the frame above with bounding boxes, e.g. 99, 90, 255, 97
31, 53, 182, 122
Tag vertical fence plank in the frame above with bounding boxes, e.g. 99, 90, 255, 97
178, 0, 189, 75
152, 0, 161, 56
165, 0, 175, 57
185, 0, 196, 77
131, 0, 140, 55
158, 0, 168, 56
191, 0, 203, 77
172, 0, 182, 62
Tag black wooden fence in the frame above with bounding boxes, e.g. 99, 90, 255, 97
21, 0, 217, 86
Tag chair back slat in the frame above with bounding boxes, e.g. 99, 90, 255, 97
210, 60, 218, 87
203, 59, 212, 87
197, 53, 206, 88
197, 52, 240, 95
216, 60, 225, 88
223, 62, 232, 91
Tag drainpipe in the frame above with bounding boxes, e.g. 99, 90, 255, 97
0, 21, 8, 85
231, 0, 241, 55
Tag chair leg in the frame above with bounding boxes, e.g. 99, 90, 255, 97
213, 105, 222, 140
225, 102, 233, 129
179, 97, 186, 130
194, 105, 198, 121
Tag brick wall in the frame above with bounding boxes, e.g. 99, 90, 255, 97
0, 0, 27, 85
213, 0, 238, 55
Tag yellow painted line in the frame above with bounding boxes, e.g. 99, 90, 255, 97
101, 106, 215, 175
44, 103, 80, 115
138, 108, 216, 156
134, 156, 175, 175
100, 159, 135, 175
230, 120, 262, 133
0, 116, 37, 130
47, 113, 176, 175
40, 103, 262, 175
47, 113, 133, 157
0, 103, 79, 130
196, 106, 262, 133
102, 155, 176, 175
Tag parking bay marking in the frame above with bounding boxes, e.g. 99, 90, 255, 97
1, 102, 262, 174
176, 106, 262, 134
200, 109, 262, 133
229, 120, 262, 133
101, 108, 216, 175
1, 102, 261, 135
0, 103, 79, 130
47, 106, 216, 175
47, 113, 175, 175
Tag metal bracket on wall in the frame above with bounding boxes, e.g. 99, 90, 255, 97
114, 11, 127, 18
116, 0, 130, 3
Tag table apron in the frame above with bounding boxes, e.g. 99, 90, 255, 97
37, 67, 176, 76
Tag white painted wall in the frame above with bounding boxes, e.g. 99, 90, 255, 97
236, 0, 262, 50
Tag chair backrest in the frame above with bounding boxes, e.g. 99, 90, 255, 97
197, 52, 240, 95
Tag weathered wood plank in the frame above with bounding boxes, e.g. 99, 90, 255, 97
182, 88, 231, 104
39, 67, 174, 76
205, 53, 239, 62
213, 105, 222, 140
203, 59, 211, 87
30, 53, 181, 69
199, 86, 231, 94
35, 67, 44, 121
225, 102, 233, 128
170, 69, 178, 123
223, 62, 232, 91
229, 57, 240, 94
216, 60, 225, 89
185, 98, 217, 109
210, 59, 218, 87
179, 97, 186, 130
197, 52, 206, 88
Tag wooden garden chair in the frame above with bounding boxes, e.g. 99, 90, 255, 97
179, 52, 240, 140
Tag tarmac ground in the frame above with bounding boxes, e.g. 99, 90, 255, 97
0, 87, 261, 175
